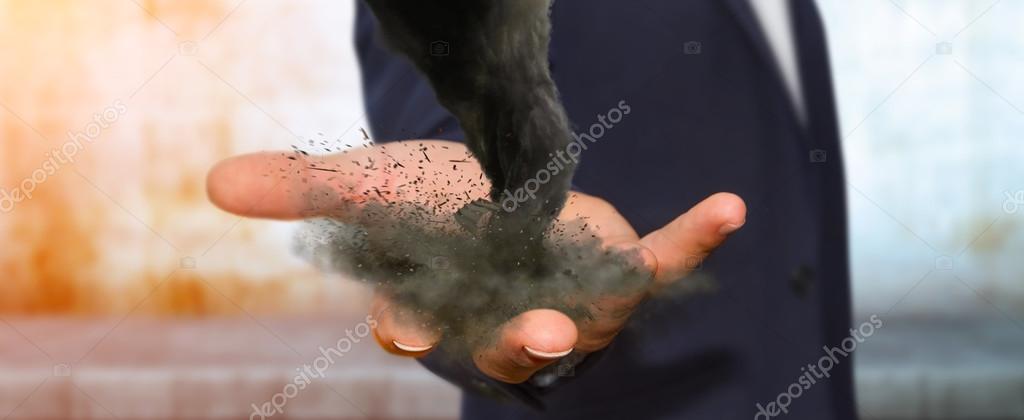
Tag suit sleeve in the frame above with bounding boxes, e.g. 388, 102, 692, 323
354, 1, 464, 142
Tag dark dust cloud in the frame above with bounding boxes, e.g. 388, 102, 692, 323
293, 0, 664, 355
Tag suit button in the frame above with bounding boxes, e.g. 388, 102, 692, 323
790, 265, 815, 298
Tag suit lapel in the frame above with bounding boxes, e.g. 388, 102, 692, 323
720, 0, 811, 144
721, 0, 778, 73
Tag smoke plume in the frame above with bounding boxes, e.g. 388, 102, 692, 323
297, 0, 656, 355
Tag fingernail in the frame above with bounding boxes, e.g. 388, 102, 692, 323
523, 346, 573, 360
393, 340, 433, 353
719, 222, 744, 235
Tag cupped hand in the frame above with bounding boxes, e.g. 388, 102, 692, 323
207, 140, 745, 383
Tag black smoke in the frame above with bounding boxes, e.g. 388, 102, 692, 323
296, 1, 658, 355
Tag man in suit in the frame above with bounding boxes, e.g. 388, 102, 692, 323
208, 0, 854, 418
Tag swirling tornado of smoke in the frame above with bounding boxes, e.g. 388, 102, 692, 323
295, 1, 666, 355
363, 0, 575, 242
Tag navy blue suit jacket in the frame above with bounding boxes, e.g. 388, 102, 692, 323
355, 1, 854, 419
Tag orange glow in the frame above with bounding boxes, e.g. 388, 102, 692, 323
0, 0, 368, 315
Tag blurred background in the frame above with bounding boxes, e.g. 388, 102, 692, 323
0, 0, 1020, 418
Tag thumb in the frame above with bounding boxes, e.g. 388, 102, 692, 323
206, 151, 367, 220
639, 192, 746, 285
206, 141, 487, 221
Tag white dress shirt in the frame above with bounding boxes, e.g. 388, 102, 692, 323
748, 0, 807, 120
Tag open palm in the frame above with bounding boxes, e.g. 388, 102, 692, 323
207, 140, 745, 383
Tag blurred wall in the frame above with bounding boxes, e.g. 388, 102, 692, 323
0, 0, 1020, 342
820, 2, 1024, 416
820, 0, 1024, 321
0, 0, 371, 315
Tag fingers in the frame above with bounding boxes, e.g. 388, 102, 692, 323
206, 140, 489, 221
575, 243, 656, 352
371, 296, 581, 382
473, 309, 578, 383
206, 151, 367, 220
370, 292, 441, 357
558, 191, 745, 356
640, 192, 746, 286
557, 193, 656, 352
